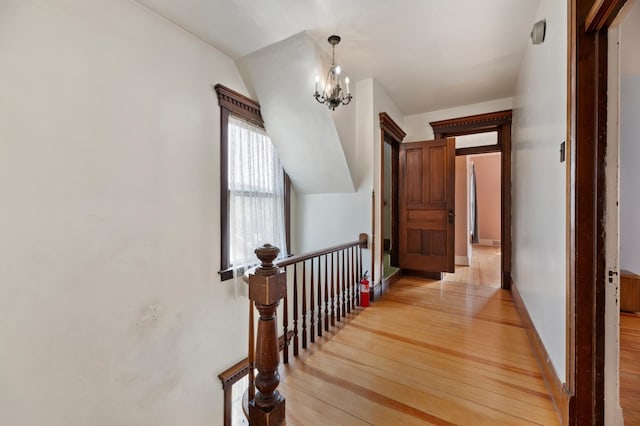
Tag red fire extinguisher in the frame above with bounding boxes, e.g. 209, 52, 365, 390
360, 272, 370, 307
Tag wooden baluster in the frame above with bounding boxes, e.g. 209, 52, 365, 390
348, 248, 354, 312
248, 244, 286, 426
349, 247, 354, 310
302, 261, 307, 349
356, 247, 362, 305
342, 249, 348, 316
358, 233, 367, 306
309, 259, 315, 343
317, 256, 322, 337
324, 255, 329, 332
282, 266, 289, 364
336, 251, 342, 322
293, 264, 299, 357
249, 299, 255, 401
352, 247, 357, 310
331, 252, 336, 327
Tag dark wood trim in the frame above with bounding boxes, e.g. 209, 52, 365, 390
219, 107, 231, 278
219, 331, 294, 426
285, 174, 291, 252
455, 144, 501, 157
430, 110, 512, 290
430, 110, 512, 135
500, 123, 512, 290
219, 359, 252, 426
586, 0, 629, 31
379, 112, 405, 282
380, 112, 407, 142
511, 282, 569, 426
381, 269, 403, 295
371, 190, 375, 300
568, 0, 624, 423
214, 84, 264, 128
214, 84, 290, 280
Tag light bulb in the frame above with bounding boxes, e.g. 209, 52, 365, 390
335, 65, 341, 75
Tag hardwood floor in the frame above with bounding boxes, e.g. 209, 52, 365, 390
443, 245, 501, 287
621, 312, 640, 425
280, 275, 559, 425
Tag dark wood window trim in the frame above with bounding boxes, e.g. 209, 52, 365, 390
214, 84, 290, 281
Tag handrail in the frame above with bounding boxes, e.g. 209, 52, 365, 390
277, 233, 368, 268
240, 233, 369, 426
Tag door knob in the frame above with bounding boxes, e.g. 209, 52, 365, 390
448, 210, 454, 224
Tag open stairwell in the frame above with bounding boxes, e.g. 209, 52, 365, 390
238, 235, 560, 425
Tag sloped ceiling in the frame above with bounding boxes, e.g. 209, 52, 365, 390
135, 0, 540, 114
134, 0, 541, 193
237, 32, 355, 194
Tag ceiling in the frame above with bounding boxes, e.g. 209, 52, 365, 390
135, 0, 541, 115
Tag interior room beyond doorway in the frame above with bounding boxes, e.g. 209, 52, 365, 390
444, 135, 502, 287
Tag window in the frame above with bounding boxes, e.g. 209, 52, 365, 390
215, 85, 290, 280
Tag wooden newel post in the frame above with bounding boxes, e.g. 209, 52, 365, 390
248, 244, 286, 425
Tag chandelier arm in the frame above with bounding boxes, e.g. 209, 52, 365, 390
323, 71, 332, 99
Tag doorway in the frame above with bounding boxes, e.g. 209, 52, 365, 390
378, 110, 512, 293
430, 110, 513, 290
444, 149, 502, 288
379, 113, 405, 295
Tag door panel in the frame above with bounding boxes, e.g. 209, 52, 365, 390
399, 139, 455, 273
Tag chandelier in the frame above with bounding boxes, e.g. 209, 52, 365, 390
314, 35, 352, 110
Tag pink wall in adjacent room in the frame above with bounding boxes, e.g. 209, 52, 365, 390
454, 156, 469, 261
470, 153, 501, 242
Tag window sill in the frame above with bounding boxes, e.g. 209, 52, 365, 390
218, 269, 235, 282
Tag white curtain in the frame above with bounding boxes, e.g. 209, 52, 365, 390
228, 115, 288, 274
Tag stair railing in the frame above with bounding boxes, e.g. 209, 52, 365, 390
243, 233, 368, 426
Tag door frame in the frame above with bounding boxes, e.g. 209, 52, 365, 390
378, 113, 406, 296
430, 110, 513, 290
569, 0, 629, 424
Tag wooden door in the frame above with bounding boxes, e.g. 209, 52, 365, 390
399, 139, 455, 273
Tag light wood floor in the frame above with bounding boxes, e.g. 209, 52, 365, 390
280, 275, 559, 424
621, 312, 640, 425
443, 245, 502, 287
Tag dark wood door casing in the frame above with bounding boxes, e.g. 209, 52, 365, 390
399, 139, 455, 274
430, 109, 512, 290
379, 112, 405, 270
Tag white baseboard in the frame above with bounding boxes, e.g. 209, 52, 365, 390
455, 256, 470, 266
478, 239, 501, 247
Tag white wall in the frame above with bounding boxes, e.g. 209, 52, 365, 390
293, 78, 404, 286
0, 1, 251, 424
404, 97, 513, 142
511, 0, 567, 382
471, 153, 502, 243
292, 78, 375, 263
454, 156, 470, 265
620, 0, 640, 274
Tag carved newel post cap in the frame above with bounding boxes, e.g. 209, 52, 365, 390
255, 244, 280, 277
249, 244, 286, 305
